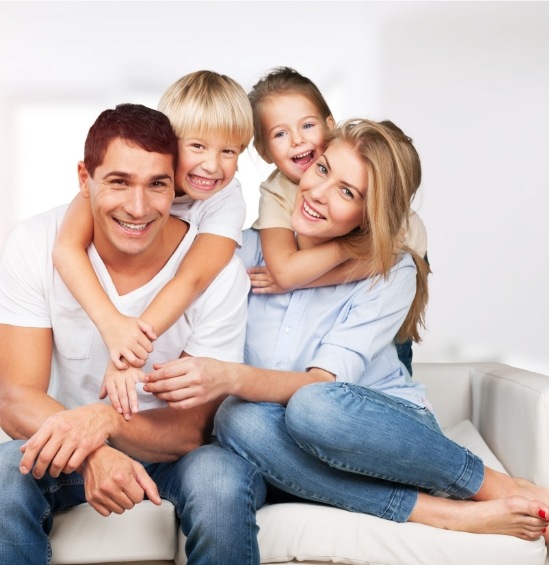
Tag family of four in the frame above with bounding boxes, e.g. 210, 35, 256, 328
0, 68, 547, 564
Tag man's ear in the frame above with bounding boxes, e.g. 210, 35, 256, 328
326, 115, 336, 130
77, 161, 91, 198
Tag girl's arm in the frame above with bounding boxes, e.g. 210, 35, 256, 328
140, 233, 237, 336
52, 194, 156, 368
253, 228, 372, 293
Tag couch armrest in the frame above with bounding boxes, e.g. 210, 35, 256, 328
469, 362, 549, 487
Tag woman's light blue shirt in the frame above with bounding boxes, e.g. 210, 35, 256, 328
238, 229, 430, 408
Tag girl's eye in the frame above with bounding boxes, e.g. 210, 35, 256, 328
274, 131, 286, 139
303, 122, 315, 130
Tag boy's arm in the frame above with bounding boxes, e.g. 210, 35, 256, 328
140, 233, 237, 335
52, 195, 155, 368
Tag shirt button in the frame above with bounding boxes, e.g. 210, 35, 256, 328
275, 361, 282, 367
285, 327, 291, 333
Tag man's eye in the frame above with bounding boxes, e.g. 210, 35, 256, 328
151, 181, 167, 188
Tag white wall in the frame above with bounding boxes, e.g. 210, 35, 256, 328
1, 1, 548, 375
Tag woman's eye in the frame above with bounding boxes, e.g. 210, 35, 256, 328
316, 162, 328, 175
340, 187, 354, 199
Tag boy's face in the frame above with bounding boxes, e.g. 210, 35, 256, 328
175, 132, 241, 200
260, 93, 334, 184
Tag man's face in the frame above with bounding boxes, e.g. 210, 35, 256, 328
78, 137, 175, 259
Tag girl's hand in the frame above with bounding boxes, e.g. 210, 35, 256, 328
99, 315, 157, 369
99, 361, 146, 420
248, 266, 286, 295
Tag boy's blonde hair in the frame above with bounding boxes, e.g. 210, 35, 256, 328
158, 70, 253, 151
248, 67, 333, 158
331, 119, 430, 343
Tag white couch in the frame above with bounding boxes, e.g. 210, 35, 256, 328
1, 362, 549, 565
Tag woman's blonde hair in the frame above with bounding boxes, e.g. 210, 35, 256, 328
158, 70, 253, 151
331, 119, 430, 343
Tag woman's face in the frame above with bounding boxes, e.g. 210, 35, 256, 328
291, 139, 367, 246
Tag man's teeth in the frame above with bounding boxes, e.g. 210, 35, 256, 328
303, 201, 322, 218
119, 220, 148, 230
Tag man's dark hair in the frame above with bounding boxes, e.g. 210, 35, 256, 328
84, 103, 178, 176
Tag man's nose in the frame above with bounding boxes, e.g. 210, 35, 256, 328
125, 187, 149, 217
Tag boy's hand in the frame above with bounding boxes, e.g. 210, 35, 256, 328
100, 315, 157, 369
100, 362, 146, 420
248, 266, 286, 294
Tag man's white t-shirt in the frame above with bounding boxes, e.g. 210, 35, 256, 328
0, 205, 249, 411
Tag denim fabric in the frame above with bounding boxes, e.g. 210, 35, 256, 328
395, 339, 413, 375
216, 382, 485, 523
0, 441, 266, 565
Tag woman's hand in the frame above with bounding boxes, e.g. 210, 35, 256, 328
144, 357, 234, 410
248, 266, 287, 294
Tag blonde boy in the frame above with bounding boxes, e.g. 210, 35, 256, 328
53, 71, 252, 418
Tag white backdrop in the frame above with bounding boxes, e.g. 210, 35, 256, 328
1, 1, 548, 375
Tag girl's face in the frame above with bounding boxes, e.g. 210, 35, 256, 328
259, 93, 334, 184
291, 139, 367, 246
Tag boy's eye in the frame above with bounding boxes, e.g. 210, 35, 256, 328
191, 143, 204, 150
223, 148, 237, 155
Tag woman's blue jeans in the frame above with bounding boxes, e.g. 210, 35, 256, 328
216, 381, 485, 523
0, 440, 266, 565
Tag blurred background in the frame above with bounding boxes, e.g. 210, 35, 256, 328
1, 1, 548, 374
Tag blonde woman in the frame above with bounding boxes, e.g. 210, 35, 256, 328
145, 120, 549, 564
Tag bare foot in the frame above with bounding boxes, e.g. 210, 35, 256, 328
410, 493, 548, 541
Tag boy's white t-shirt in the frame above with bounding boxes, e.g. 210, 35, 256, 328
0, 205, 250, 411
171, 177, 246, 245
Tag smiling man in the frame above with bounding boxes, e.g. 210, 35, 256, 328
0, 104, 250, 564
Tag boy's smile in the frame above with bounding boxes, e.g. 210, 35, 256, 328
176, 134, 241, 200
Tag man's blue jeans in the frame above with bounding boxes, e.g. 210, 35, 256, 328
216, 381, 485, 522
0, 440, 267, 565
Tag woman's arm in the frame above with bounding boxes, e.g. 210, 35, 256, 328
144, 356, 335, 409
52, 195, 155, 368
140, 233, 237, 335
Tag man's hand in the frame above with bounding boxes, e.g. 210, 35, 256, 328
19, 403, 119, 478
144, 357, 233, 410
81, 444, 161, 516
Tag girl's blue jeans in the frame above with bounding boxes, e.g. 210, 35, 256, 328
0, 440, 267, 564
216, 381, 485, 522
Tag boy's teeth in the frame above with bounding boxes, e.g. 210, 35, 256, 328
190, 175, 216, 187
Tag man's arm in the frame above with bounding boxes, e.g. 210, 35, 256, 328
0, 324, 62, 439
